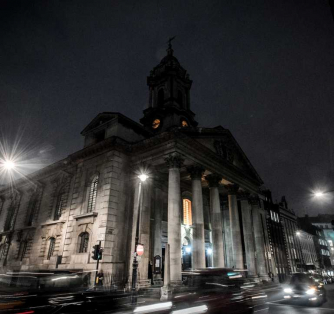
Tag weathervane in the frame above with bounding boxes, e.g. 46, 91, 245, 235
167, 36, 176, 50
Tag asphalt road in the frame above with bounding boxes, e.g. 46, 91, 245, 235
265, 284, 334, 314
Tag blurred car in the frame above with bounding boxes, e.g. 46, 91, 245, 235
283, 273, 326, 306
0, 271, 132, 314
323, 275, 332, 284
311, 274, 327, 285
133, 268, 268, 314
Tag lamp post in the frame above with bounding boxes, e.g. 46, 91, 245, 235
296, 231, 306, 272
131, 173, 148, 304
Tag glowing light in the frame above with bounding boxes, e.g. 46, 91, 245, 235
306, 288, 316, 295
284, 287, 293, 293
138, 174, 149, 182
206, 248, 213, 255
314, 191, 325, 197
171, 305, 208, 314
134, 302, 172, 313
296, 231, 301, 236
185, 247, 191, 253
3, 160, 15, 170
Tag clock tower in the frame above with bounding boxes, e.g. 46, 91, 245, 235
140, 42, 198, 132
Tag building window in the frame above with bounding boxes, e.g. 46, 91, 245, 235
47, 237, 56, 260
54, 189, 66, 221
78, 232, 89, 253
26, 195, 38, 226
4, 203, 16, 231
183, 199, 192, 226
177, 90, 183, 106
157, 88, 164, 106
87, 176, 99, 212
18, 241, 28, 261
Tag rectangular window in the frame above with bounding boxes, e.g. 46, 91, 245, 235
18, 241, 28, 261
183, 199, 192, 225
47, 238, 56, 260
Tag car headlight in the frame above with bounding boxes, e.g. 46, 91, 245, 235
306, 288, 316, 295
284, 288, 292, 293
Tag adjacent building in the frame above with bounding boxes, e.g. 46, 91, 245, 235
263, 192, 289, 282
298, 216, 333, 276
0, 45, 273, 288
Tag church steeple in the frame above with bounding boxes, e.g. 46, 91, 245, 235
140, 40, 198, 132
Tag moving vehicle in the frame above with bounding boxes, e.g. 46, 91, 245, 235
283, 273, 326, 306
133, 268, 268, 314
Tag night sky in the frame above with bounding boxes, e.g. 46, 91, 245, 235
1, 0, 334, 216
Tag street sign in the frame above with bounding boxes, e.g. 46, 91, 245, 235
136, 244, 144, 256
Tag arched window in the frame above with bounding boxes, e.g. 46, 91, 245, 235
177, 90, 183, 107
87, 176, 99, 212
47, 237, 55, 260
78, 232, 89, 253
157, 88, 164, 106
54, 189, 66, 221
183, 199, 192, 225
26, 195, 38, 226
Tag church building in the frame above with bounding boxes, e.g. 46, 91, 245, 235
0, 44, 276, 287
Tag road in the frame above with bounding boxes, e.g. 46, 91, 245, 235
265, 284, 334, 314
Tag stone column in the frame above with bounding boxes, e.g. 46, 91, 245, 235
240, 197, 257, 277
222, 201, 233, 268
153, 187, 163, 283
226, 184, 243, 269
165, 154, 184, 284
205, 174, 225, 267
250, 197, 268, 279
138, 181, 152, 286
187, 165, 206, 269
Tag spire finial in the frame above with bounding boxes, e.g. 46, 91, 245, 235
166, 36, 176, 55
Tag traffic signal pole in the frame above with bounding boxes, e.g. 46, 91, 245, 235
94, 240, 101, 288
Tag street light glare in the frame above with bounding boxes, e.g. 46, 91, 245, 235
314, 191, 325, 197
138, 174, 149, 182
3, 160, 15, 170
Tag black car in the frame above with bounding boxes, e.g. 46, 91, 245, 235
132, 268, 268, 314
283, 273, 326, 306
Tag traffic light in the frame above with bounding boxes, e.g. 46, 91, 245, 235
97, 247, 103, 260
91, 244, 100, 260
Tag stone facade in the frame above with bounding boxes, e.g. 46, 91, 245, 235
0, 45, 273, 287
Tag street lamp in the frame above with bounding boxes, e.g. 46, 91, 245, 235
131, 173, 149, 304
1, 159, 16, 171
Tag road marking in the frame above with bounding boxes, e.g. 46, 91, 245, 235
254, 307, 269, 312
268, 302, 334, 311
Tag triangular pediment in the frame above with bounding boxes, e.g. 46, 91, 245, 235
81, 112, 119, 135
187, 126, 263, 184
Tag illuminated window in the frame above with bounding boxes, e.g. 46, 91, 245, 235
183, 199, 192, 225
87, 175, 99, 212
